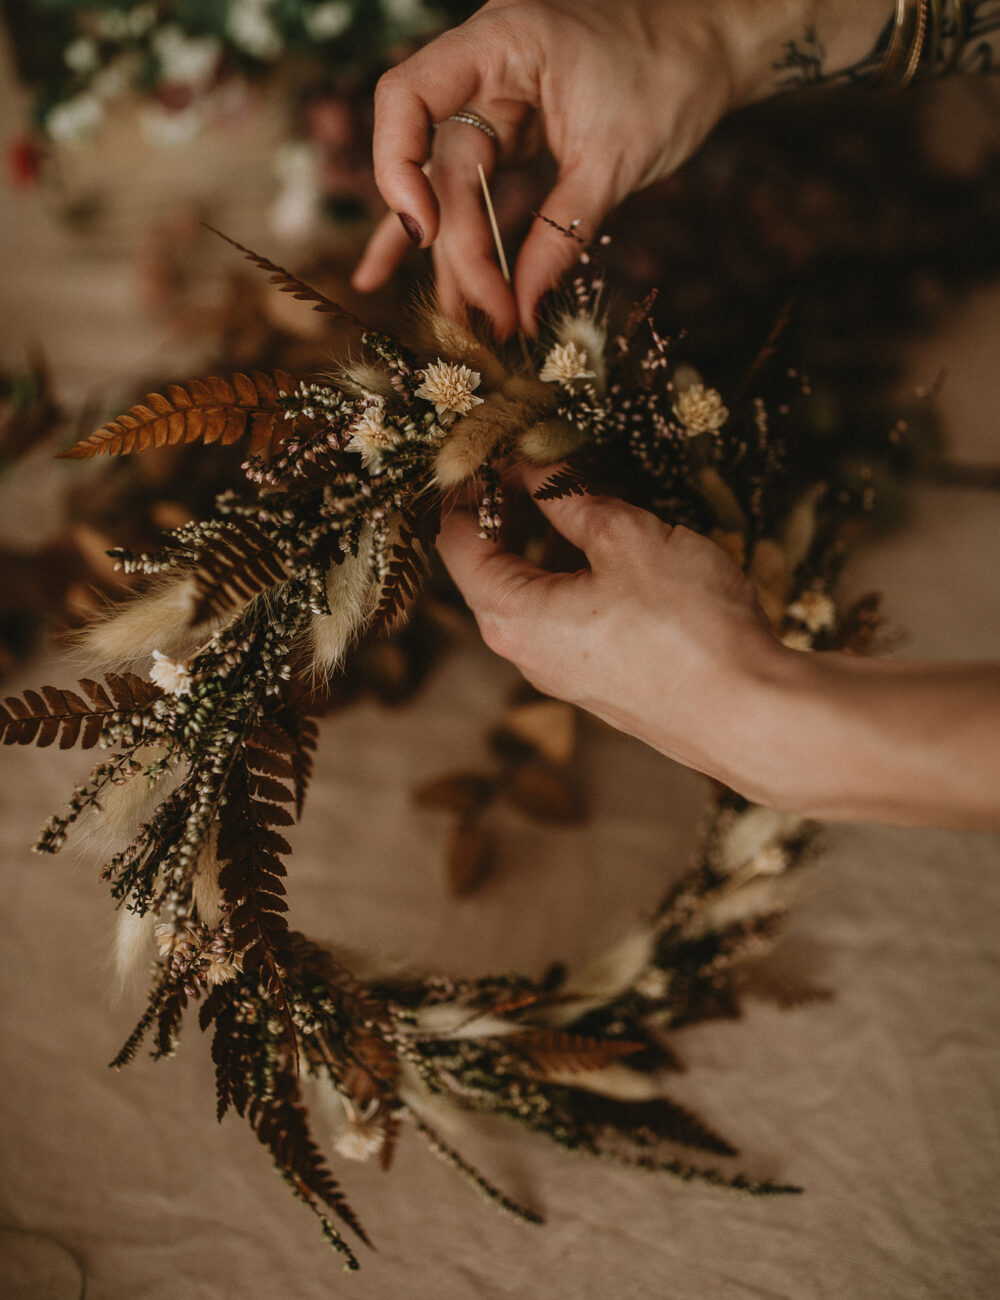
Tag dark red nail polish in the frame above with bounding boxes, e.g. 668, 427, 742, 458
397, 212, 423, 245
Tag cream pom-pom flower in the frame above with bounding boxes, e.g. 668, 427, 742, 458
414, 360, 484, 418
539, 340, 596, 385
673, 383, 729, 435
345, 400, 401, 467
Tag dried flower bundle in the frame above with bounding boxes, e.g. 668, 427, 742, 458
3, 232, 889, 1270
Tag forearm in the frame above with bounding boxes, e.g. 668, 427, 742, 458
726, 0, 1000, 102
733, 651, 1000, 828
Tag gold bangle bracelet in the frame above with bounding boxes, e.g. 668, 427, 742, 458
898, 0, 930, 87
878, 0, 919, 84
878, 0, 934, 90
924, 0, 945, 74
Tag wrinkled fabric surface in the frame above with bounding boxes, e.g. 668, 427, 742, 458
1, 40, 999, 1300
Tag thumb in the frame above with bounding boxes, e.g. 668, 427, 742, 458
513, 166, 618, 335
436, 506, 548, 620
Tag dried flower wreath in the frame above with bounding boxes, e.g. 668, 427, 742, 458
2, 229, 887, 1270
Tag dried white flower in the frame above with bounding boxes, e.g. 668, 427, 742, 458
553, 313, 607, 392
539, 341, 595, 385
673, 383, 729, 436
414, 361, 484, 418
787, 588, 836, 634
149, 650, 192, 696
332, 1098, 384, 1161
345, 401, 401, 467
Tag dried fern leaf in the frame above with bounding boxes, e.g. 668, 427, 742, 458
217, 767, 292, 977
370, 499, 441, 636
533, 464, 588, 502
257, 1100, 370, 1269
58, 371, 294, 461
1, 675, 158, 748
251, 696, 318, 818
205, 226, 368, 332
514, 1030, 644, 1075
190, 520, 292, 623
561, 1090, 739, 1158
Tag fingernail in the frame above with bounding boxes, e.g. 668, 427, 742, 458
397, 212, 423, 245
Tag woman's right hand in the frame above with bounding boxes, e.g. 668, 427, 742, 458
351, 0, 781, 337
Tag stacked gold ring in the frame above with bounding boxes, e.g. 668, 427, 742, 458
442, 110, 499, 147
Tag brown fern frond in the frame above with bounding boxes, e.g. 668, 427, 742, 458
560, 1091, 739, 1159
533, 464, 588, 502
190, 519, 292, 623
250, 1082, 372, 1258
152, 986, 188, 1061
513, 1031, 644, 1076
217, 767, 292, 978
58, 371, 294, 461
1, 674, 159, 748
370, 499, 441, 637
250, 692, 318, 818
205, 226, 368, 332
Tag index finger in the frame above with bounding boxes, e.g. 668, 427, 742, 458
372, 33, 484, 246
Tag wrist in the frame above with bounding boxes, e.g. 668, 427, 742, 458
723, 0, 896, 103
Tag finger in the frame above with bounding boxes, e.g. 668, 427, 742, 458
352, 210, 413, 293
513, 166, 619, 335
372, 34, 484, 246
520, 466, 672, 567
430, 120, 518, 337
436, 505, 550, 619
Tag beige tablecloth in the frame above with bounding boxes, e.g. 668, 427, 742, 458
1, 47, 999, 1300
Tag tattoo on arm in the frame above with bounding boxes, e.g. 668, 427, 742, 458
957, 0, 1000, 73
772, 20, 892, 89
773, 3, 1000, 90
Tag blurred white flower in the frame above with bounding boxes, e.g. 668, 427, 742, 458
268, 142, 323, 242
305, 2, 353, 40
150, 650, 192, 696
139, 103, 207, 146
64, 37, 99, 75
787, 588, 836, 634
46, 94, 105, 145
332, 1097, 384, 1161
227, 0, 283, 60
152, 26, 221, 88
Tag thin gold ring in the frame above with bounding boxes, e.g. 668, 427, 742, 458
441, 109, 499, 147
